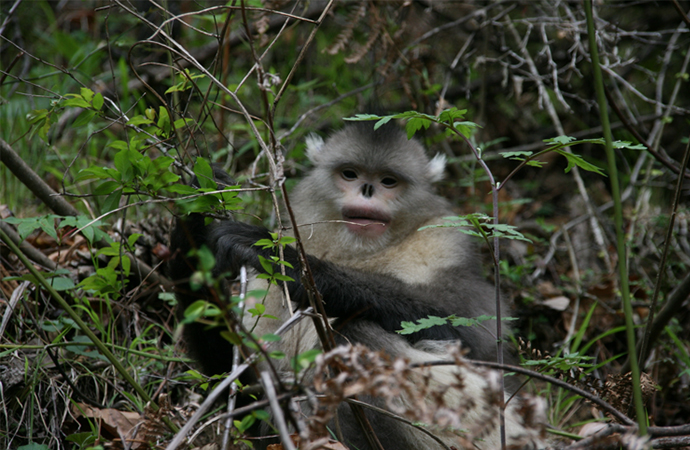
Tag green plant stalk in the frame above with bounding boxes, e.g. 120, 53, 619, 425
0, 342, 189, 362
0, 226, 178, 433
584, 0, 646, 434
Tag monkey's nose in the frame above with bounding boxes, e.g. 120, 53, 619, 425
361, 183, 374, 198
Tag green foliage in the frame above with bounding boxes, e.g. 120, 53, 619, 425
522, 353, 593, 372
17, 444, 50, 450
7, 268, 75, 292
254, 232, 296, 285
174, 159, 243, 215
398, 314, 516, 335
501, 136, 644, 178
165, 69, 206, 94
78, 234, 141, 298
419, 213, 533, 244
3, 215, 109, 245
348, 108, 481, 141
292, 348, 322, 372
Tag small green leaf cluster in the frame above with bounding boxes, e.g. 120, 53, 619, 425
78, 141, 181, 212
125, 106, 194, 139
347, 107, 481, 140
254, 232, 297, 285
3, 215, 108, 245
78, 234, 141, 298
419, 213, 533, 244
174, 158, 244, 216
27, 87, 105, 141
522, 352, 594, 373
502, 136, 644, 176
7, 269, 75, 293
165, 69, 206, 94
398, 314, 516, 335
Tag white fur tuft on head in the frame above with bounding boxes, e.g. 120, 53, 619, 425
305, 133, 325, 164
427, 153, 447, 182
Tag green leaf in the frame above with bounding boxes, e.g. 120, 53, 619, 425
235, 414, 256, 432
484, 223, 533, 243
438, 108, 468, 123
80, 87, 94, 102
127, 233, 141, 248
4, 216, 52, 241
501, 151, 533, 159
61, 95, 91, 109
47, 276, 76, 291
273, 274, 295, 282
182, 300, 220, 324
103, 189, 123, 213
450, 314, 510, 327
258, 255, 274, 275
157, 106, 171, 134
193, 158, 215, 189
94, 180, 121, 196
612, 140, 646, 150
554, 149, 606, 176
173, 117, 194, 130
544, 135, 576, 145
261, 333, 281, 342
344, 113, 382, 122
398, 316, 448, 335
27, 109, 49, 125
59, 215, 108, 244
113, 149, 135, 181
278, 236, 296, 246
78, 166, 112, 181
92, 92, 104, 110
254, 238, 276, 248
452, 121, 481, 139
108, 140, 129, 151
405, 117, 432, 139
292, 348, 321, 371
121, 254, 131, 276
18, 443, 51, 450
70, 335, 108, 362
126, 115, 154, 126
72, 110, 97, 128
167, 184, 198, 195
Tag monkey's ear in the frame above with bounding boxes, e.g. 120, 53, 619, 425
427, 153, 446, 182
305, 133, 325, 164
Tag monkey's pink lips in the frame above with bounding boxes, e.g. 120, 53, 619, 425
342, 207, 390, 237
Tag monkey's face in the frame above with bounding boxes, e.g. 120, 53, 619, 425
334, 166, 401, 239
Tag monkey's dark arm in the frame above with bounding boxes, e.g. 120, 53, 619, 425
168, 212, 240, 375
210, 222, 500, 360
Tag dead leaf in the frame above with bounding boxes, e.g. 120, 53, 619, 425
542, 296, 570, 311
73, 403, 142, 447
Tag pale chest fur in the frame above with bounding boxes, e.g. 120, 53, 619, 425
299, 218, 470, 285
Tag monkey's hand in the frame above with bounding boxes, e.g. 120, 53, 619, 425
209, 221, 300, 280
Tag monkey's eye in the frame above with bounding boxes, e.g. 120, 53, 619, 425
341, 169, 358, 181
381, 176, 398, 188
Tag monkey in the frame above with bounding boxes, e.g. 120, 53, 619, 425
169, 121, 545, 449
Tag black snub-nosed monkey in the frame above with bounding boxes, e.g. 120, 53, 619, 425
168, 121, 546, 450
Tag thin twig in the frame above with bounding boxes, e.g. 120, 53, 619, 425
261, 371, 297, 450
